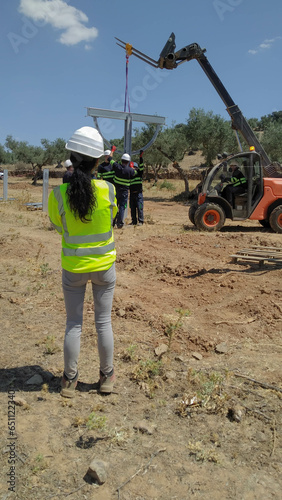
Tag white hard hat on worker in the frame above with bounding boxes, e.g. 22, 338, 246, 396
65, 126, 104, 158
121, 153, 131, 162
64, 159, 73, 168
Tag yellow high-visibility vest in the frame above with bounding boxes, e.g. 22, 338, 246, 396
48, 180, 117, 273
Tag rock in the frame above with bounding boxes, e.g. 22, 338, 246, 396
255, 431, 268, 443
117, 309, 126, 317
25, 374, 44, 386
164, 370, 176, 380
134, 420, 157, 435
228, 405, 244, 422
192, 352, 203, 360
175, 355, 184, 362
215, 343, 228, 354
154, 344, 168, 357
87, 459, 107, 484
13, 396, 27, 406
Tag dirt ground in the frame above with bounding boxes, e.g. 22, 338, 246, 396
0, 174, 281, 500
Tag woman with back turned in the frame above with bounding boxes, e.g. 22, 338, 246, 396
48, 126, 117, 397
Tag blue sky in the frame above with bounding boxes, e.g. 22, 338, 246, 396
1, 0, 282, 147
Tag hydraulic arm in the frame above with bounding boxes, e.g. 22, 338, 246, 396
116, 33, 271, 167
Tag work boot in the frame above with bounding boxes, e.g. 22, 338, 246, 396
99, 369, 115, 393
60, 372, 78, 398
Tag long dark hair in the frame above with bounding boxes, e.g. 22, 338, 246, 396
66, 153, 98, 222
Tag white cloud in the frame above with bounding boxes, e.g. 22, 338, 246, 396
19, 0, 98, 47
248, 36, 281, 55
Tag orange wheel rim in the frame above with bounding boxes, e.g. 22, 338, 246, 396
203, 209, 220, 227
277, 213, 282, 227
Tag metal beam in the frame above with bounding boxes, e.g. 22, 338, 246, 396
87, 107, 166, 156
87, 108, 165, 125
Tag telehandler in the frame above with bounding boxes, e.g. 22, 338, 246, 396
116, 33, 282, 233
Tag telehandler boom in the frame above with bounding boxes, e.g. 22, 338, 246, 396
117, 33, 271, 167
116, 34, 282, 233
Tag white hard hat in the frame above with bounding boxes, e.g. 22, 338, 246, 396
64, 159, 73, 168
121, 153, 131, 162
104, 149, 111, 156
65, 126, 104, 158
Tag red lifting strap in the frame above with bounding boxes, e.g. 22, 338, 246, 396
124, 54, 130, 113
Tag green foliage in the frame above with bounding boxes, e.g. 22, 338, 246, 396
186, 108, 237, 165
0, 143, 13, 164
248, 117, 260, 130
44, 335, 60, 355
121, 344, 138, 362
261, 122, 282, 162
259, 111, 282, 130
86, 411, 107, 430
158, 125, 188, 163
188, 369, 225, 407
32, 453, 48, 474
164, 308, 190, 349
3, 135, 68, 168
187, 441, 220, 463
40, 262, 50, 277
159, 180, 176, 191
131, 359, 163, 381
2, 109, 282, 171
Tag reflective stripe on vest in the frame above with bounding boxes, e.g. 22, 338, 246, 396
53, 183, 115, 250
63, 241, 115, 256
231, 176, 247, 187
131, 177, 142, 187
52, 222, 62, 233
100, 171, 114, 180
115, 176, 131, 188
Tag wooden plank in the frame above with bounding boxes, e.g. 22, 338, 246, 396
239, 248, 282, 256
249, 245, 282, 251
238, 251, 282, 259
231, 254, 265, 262
230, 252, 282, 267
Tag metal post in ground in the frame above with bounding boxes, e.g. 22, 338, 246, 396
42, 168, 49, 212
3, 169, 8, 201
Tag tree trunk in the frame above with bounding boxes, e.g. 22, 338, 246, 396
152, 164, 162, 183
156, 147, 190, 194
32, 165, 43, 186
172, 161, 190, 193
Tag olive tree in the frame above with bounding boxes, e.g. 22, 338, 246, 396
186, 108, 237, 165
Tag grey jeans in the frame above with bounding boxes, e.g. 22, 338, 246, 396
62, 263, 116, 380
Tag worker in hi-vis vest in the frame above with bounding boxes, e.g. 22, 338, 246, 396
129, 150, 144, 225
97, 149, 115, 184
48, 126, 117, 397
108, 152, 137, 228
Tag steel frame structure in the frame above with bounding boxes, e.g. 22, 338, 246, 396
87, 107, 165, 156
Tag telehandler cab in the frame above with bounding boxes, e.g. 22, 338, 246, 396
116, 33, 282, 232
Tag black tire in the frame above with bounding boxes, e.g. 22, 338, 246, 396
269, 205, 282, 233
259, 219, 270, 228
194, 203, 226, 232
188, 203, 198, 225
